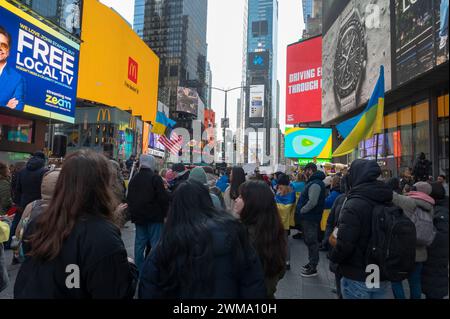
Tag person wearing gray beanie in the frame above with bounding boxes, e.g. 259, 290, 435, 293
188, 167, 223, 210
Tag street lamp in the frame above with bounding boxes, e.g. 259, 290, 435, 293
211, 85, 248, 164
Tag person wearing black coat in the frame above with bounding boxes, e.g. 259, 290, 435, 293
328, 159, 393, 299
127, 155, 169, 273
421, 182, 449, 299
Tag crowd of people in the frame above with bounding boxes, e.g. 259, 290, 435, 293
0, 150, 448, 299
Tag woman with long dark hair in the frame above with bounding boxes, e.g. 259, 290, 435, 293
223, 166, 246, 213
139, 180, 266, 299
234, 180, 287, 298
14, 150, 137, 299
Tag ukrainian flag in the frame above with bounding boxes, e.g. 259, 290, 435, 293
275, 191, 297, 230
152, 111, 176, 135
333, 66, 385, 157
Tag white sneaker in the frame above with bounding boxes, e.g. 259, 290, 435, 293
440, 36, 448, 50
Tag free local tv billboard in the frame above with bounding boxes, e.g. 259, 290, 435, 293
286, 36, 322, 125
284, 127, 332, 159
0, 0, 80, 123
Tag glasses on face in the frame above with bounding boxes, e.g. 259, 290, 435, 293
0, 42, 9, 51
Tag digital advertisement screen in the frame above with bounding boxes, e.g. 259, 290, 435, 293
285, 127, 332, 159
176, 86, 199, 116
249, 85, 265, 118
286, 36, 322, 124
0, 0, 80, 123
248, 51, 270, 70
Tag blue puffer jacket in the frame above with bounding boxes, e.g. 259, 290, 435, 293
325, 188, 342, 209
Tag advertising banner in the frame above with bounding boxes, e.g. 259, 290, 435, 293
248, 51, 270, 70
286, 36, 322, 124
77, 0, 159, 122
322, 0, 392, 124
249, 85, 265, 118
284, 127, 332, 159
176, 86, 199, 116
0, 0, 80, 123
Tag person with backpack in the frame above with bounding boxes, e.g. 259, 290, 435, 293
295, 163, 326, 277
138, 180, 267, 299
391, 181, 436, 299
421, 182, 449, 299
328, 159, 416, 299
127, 154, 170, 273
14, 150, 137, 298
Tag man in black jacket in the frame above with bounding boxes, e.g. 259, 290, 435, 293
127, 155, 169, 273
329, 159, 392, 299
295, 163, 326, 277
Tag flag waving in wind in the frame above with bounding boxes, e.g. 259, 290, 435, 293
333, 66, 385, 157
152, 111, 177, 135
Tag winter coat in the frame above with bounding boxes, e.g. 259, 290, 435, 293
138, 220, 267, 299
14, 214, 137, 299
216, 175, 229, 193
329, 159, 393, 282
223, 186, 236, 213
0, 178, 12, 214
325, 188, 342, 210
127, 168, 169, 225
392, 191, 435, 262
296, 171, 326, 223
326, 194, 346, 274
15, 157, 48, 208
421, 198, 449, 299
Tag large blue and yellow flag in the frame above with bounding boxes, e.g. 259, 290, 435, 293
333, 66, 385, 157
152, 111, 176, 135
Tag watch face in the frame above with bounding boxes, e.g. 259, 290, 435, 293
333, 13, 365, 99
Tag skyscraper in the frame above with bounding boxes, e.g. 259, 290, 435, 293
244, 0, 278, 165
302, 0, 322, 39
133, 0, 208, 128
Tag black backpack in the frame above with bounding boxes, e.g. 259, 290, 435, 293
365, 202, 417, 282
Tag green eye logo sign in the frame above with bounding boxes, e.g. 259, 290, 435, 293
285, 128, 332, 159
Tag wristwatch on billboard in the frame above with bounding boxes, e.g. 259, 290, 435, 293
333, 3, 367, 114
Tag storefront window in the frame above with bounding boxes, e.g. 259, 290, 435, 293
0, 114, 33, 143
437, 93, 449, 177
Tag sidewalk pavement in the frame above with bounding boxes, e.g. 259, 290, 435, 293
0, 224, 340, 299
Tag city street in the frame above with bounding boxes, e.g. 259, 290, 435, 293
0, 224, 338, 299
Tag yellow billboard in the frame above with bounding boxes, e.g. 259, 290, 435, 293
77, 0, 159, 122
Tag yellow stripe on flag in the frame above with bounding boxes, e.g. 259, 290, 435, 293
151, 122, 166, 135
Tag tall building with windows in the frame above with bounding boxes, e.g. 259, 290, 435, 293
301, 0, 322, 39
133, 0, 208, 128
205, 62, 212, 108
243, 0, 278, 165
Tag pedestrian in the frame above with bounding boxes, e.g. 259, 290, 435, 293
437, 174, 449, 197
209, 186, 226, 209
8, 152, 48, 257
138, 180, 267, 299
320, 175, 342, 251
223, 166, 246, 213
413, 152, 432, 182
391, 181, 435, 299
0, 162, 12, 216
14, 150, 138, 298
215, 167, 230, 193
126, 154, 136, 172
290, 172, 306, 195
126, 154, 169, 273
274, 174, 296, 270
386, 177, 402, 194
328, 159, 395, 299
295, 163, 326, 277
188, 167, 223, 210
169, 163, 190, 192
234, 180, 286, 298
10, 161, 25, 205
421, 182, 449, 299
0, 215, 9, 293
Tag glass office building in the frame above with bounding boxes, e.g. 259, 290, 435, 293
134, 0, 208, 123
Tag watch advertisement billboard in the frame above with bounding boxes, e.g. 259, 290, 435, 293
0, 0, 80, 123
285, 127, 332, 159
322, 0, 392, 124
286, 36, 322, 124
176, 86, 199, 116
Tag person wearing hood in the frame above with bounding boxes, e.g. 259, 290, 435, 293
188, 167, 222, 210
390, 181, 435, 299
329, 159, 393, 299
8, 152, 48, 251
126, 155, 169, 273
421, 182, 449, 299
169, 163, 190, 192
295, 163, 326, 277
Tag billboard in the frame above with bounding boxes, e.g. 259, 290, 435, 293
248, 51, 270, 70
176, 86, 199, 115
322, 0, 392, 124
0, 0, 80, 123
249, 85, 265, 118
286, 36, 322, 124
77, 0, 159, 122
284, 128, 332, 159
204, 109, 215, 128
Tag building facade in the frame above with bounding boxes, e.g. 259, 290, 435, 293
302, 0, 322, 39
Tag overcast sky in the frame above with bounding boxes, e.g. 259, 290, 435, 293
100, 0, 304, 131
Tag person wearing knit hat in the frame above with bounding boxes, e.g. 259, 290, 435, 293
139, 154, 156, 171
413, 181, 432, 195
169, 163, 190, 192
188, 167, 222, 210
